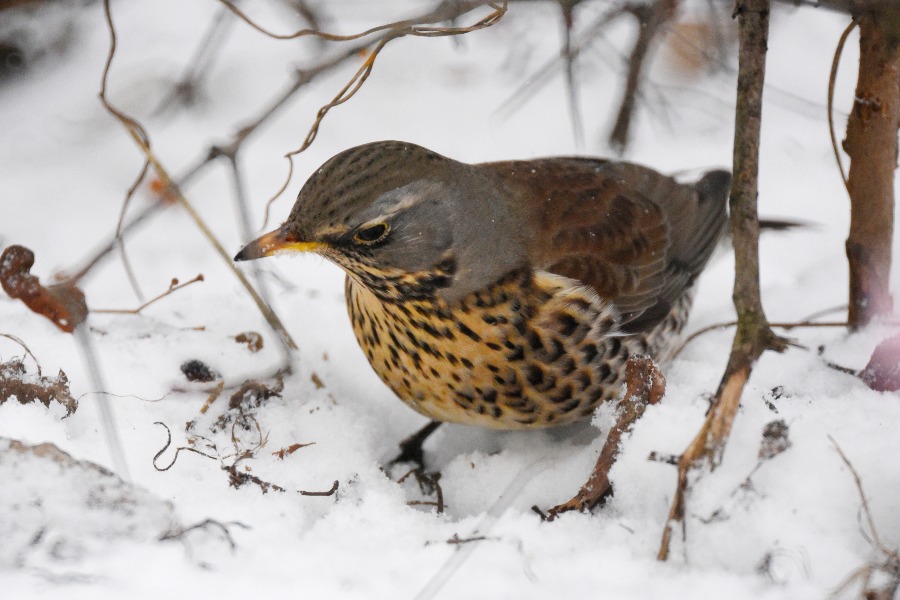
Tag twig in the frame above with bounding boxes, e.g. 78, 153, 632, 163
154, 4, 237, 114
0, 333, 42, 376
100, 0, 298, 353
828, 19, 857, 196
658, 0, 783, 561
609, 0, 679, 153
153, 421, 219, 471
92, 274, 204, 314
114, 159, 149, 301
495, 7, 626, 119
261, 2, 508, 223
299, 480, 339, 497
558, 0, 584, 148
546, 356, 666, 520
74, 325, 131, 480
672, 319, 850, 359
829, 436, 884, 550
159, 518, 250, 550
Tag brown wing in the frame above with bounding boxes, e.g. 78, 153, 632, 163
488, 158, 730, 333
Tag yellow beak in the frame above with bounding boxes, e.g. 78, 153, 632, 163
233, 225, 326, 261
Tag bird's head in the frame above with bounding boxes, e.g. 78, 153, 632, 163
235, 141, 527, 303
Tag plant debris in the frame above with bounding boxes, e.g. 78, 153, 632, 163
223, 464, 285, 493
180, 359, 220, 383
546, 355, 666, 520
0, 358, 77, 415
0, 245, 87, 333
235, 331, 263, 352
272, 442, 315, 459
758, 419, 791, 461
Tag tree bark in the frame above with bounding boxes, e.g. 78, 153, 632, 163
844, 13, 900, 329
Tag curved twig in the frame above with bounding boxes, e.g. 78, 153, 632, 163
828, 19, 857, 196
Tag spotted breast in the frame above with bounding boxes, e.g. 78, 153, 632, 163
346, 266, 691, 429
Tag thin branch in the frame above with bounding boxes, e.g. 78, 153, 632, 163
829, 436, 888, 552
92, 274, 205, 315
154, 4, 238, 114
261, 2, 509, 224
828, 19, 856, 196
0, 333, 42, 376
609, 0, 679, 154
672, 319, 850, 359
99, 0, 298, 352
658, 0, 783, 561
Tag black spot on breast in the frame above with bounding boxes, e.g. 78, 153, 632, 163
557, 356, 577, 375
575, 371, 592, 389
582, 343, 599, 363
560, 398, 581, 414
482, 314, 498, 325
554, 313, 579, 336
506, 345, 525, 362
512, 318, 527, 335
526, 364, 544, 386
482, 388, 498, 404
486, 341, 502, 351
526, 330, 544, 351
455, 390, 475, 406
544, 338, 565, 363
548, 383, 573, 404
598, 364, 611, 382
487, 364, 500, 373
460, 357, 474, 369
457, 322, 482, 342
607, 337, 622, 357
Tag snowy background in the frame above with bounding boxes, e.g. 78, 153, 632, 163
1, 1, 899, 598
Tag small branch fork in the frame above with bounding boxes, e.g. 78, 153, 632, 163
657, 0, 787, 561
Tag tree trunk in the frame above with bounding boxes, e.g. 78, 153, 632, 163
844, 14, 900, 329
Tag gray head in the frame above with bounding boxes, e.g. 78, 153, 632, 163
234, 141, 530, 303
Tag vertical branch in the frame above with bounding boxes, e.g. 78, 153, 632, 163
657, 0, 787, 561
844, 13, 899, 329
608, 0, 678, 154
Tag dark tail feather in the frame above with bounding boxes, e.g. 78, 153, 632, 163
759, 218, 808, 231
696, 171, 807, 233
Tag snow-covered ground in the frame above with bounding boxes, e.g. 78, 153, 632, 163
2, 1, 899, 598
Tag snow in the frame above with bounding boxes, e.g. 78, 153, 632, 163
1, 1, 899, 598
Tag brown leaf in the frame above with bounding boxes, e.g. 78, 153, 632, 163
860, 333, 900, 392
0, 245, 87, 333
0, 358, 77, 415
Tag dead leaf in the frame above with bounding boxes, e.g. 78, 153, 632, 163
0, 245, 87, 333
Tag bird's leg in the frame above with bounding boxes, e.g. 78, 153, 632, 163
389, 420, 442, 471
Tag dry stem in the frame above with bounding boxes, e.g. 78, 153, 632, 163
658, 0, 785, 561
546, 355, 666, 520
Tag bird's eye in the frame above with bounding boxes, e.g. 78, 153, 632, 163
353, 222, 390, 244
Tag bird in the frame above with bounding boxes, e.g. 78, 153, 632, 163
235, 141, 731, 431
